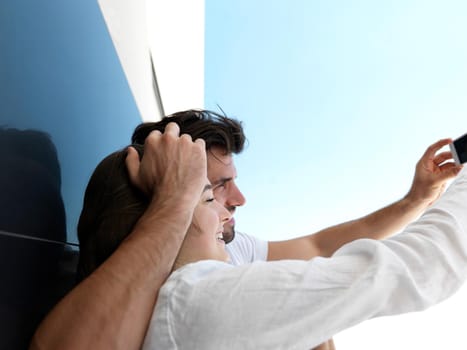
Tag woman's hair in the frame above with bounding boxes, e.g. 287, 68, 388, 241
76, 145, 148, 282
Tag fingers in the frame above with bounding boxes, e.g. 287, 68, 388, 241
422, 139, 463, 175
144, 122, 179, 145
194, 138, 206, 149
164, 122, 180, 136
408, 138, 463, 207
433, 151, 454, 165
144, 122, 205, 157
438, 162, 464, 180
423, 138, 452, 159
127, 121, 207, 202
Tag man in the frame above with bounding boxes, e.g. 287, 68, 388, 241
131, 110, 457, 264
31, 110, 461, 349
132, 110, 460, 350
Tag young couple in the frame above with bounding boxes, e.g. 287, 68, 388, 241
32, 110, 467, 349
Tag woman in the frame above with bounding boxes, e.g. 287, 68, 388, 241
77, 140, 467, 349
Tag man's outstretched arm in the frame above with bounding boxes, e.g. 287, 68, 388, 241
30, 123, 206, 350
268, 138, 463, 260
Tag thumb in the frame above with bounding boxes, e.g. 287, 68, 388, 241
439, 163, 463, 182
125, 146, 141, 187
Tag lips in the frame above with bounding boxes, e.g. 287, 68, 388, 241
226, 217, 235, 227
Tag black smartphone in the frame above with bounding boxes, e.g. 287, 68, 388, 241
450, 133, 467, 165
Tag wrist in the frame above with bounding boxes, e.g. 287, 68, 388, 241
402, 191, 431, 211
141, 194, 196, 230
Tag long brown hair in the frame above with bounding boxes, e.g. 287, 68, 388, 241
76, 145, 147, 282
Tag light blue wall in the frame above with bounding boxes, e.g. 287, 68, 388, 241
0, 1, 142, 243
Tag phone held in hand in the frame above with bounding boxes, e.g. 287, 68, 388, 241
450, 133, 467, 165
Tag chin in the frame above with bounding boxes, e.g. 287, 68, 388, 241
219, 252, 230, 262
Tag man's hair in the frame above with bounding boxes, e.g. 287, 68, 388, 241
132, 109, 246, 154
76, 145, 148, 282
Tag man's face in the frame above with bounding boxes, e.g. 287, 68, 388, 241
206, 147, 246, 243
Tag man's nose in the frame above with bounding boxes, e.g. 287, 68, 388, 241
227, 183, 246, 207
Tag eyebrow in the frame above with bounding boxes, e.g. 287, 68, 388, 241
211, 177, 233, 188
203, 184, 213, 192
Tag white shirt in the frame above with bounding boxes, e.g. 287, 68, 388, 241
226, 230, 268, 265
143, 168, 467, 350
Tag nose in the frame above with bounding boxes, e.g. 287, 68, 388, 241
227, 182, 246, 207
218, 202, 232, 224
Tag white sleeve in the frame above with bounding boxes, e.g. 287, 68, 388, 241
225, 231, 268, 265
154, 168, 467, 349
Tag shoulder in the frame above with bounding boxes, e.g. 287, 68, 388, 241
144, 260, 234, 348
226, 231, 269, 265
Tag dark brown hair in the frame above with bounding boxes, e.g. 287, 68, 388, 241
76, 145, 147, 282
132, 109, 246, 154
77, 109, 245, 281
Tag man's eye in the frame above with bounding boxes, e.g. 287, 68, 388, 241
206, 198, 215, 203
213, 183, 226, 191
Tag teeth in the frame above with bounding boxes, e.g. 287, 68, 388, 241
216, 233, 224, 240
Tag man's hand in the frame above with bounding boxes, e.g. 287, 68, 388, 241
125, 122, 207, 208
407, 138, 463, 207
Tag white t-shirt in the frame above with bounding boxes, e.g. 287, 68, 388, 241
143, 169, 467, 350
225, 231, 268, 265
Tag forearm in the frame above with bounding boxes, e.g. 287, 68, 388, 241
313, 194, 428, 257
268, 195, 428, 260
30, 200, 192, 350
